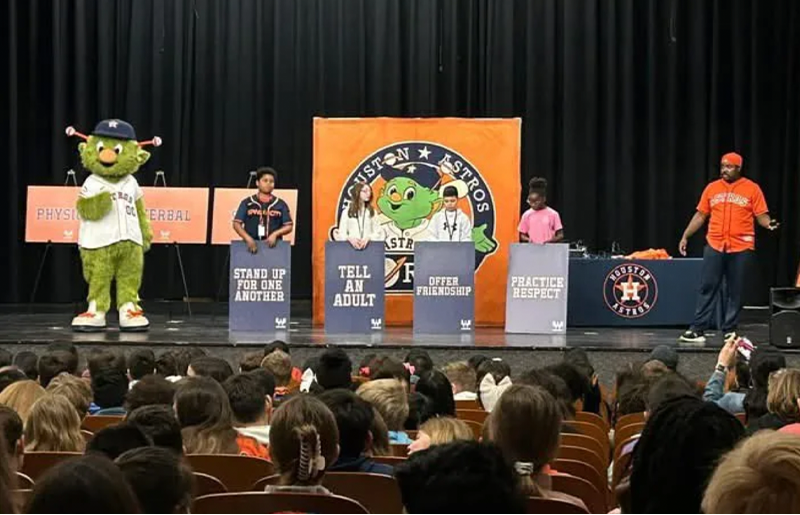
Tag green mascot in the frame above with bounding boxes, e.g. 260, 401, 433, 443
66, 120, 160, 332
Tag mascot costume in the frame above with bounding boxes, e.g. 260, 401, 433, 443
66, 119, 161, 332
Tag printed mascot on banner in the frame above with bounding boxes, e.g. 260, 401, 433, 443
65, 120, 161, 332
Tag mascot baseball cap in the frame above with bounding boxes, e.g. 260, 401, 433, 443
721, 152, 743, 167
92, 119, 137, 140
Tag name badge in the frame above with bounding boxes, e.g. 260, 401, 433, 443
258, 224, 266, 239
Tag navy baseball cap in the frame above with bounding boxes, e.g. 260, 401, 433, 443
380, 162, 441, 189
91, 119, 137, 140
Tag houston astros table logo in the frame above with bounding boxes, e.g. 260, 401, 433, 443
604, 263, 659, 318
330, 142, 498, 294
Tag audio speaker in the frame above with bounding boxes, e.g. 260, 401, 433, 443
770, 288, 800, 348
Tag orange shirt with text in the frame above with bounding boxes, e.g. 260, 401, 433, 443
697, 178, 768, 253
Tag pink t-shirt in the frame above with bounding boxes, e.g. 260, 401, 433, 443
518, 207, 563, 244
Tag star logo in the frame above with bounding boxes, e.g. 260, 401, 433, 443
107, 120, 119, 128
616, 275, 645, 302
406, 165, 417, 174
418, 146, 431, 160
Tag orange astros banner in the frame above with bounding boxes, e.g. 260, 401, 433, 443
312, 117, 521, 326
26, 186, 209, 244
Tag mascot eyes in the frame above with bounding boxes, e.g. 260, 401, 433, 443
96, 141, 105, 152
387, 185, 398, 197
404, 187, 416, 201
113, 144, 123, 154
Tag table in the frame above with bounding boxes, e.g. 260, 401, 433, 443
567, 258, 722, 327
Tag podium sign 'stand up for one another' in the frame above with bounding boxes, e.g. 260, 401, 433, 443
229, 241, 291, 333
505, 243, 570, 334
413, 242, 475, 334
324, 242, 386, 333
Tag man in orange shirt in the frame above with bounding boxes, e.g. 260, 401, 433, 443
678, 152, 779, 343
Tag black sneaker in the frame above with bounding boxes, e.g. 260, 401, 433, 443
679, 330, 706, 343
724, 331, 737, 342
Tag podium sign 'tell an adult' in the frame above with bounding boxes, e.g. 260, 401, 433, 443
324, 242, 385, 333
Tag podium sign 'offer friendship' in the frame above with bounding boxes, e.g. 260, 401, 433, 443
324, 242, 385, 333
413, 242, 475, 334
229, 241, 292, 333
505, 243, 570, 334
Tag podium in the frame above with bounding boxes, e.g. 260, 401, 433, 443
229, 241, 291, 333
505, 243, 569, 334
324, 242, 385, 333
413, 242, 475, 334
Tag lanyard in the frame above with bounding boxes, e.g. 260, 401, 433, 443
356, 209, 367, 239
257, 196, 278, 240
443, 211, 458, 241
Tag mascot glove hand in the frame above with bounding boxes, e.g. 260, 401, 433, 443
472, 223, 497, 253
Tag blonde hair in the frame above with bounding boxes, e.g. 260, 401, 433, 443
0, 380, 46, 424
767, 369, 800, 421
46, 373, 92, 419
419, 416, 474, 445
441, 362, 477, 394
24, 394, 85, 452
356, 379, 409, 430
703, 431, 800, 513
261, 350, 292, 386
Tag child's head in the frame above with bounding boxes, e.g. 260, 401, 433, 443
348, 182, 375, 217
256, 167, 277, 195
25, 394, 85, 452
269, 395, 339, 486
527, 177, 548, 210
357, 379, 409, 431
174, 376, 239, 454
485, 385, 562, 495
442, 185, 459, 211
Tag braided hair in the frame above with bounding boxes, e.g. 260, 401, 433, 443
629, 396, 744, 513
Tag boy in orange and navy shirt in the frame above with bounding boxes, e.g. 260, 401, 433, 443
678, 152, 779, 343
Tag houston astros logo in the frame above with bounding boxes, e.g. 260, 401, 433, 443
330, 142, 498, 294
603, 263, 658, 318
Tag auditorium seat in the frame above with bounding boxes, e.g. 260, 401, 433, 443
456, 408, 489, 424
322, 472, 403, 513
614, 422, 645, 450
576, 411, 610, 435
568, 421, 610, 464
553, 459, 608, 507
193, 492, 368, 514
455, 398, 481, 410
551, 473, 606, 514
192, 472, 228, 497
525, 496, 589, 514
614, 412, 645, 432
556, 446, 605, 485
80, 415, 124, 433
186, 454, 275, 492
389, 442, 409, 457
21, 451, 82, 480
250, 474, 281, 490
560, 433, 607, 466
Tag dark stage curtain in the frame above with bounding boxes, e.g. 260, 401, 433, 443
3, 0, 799, 306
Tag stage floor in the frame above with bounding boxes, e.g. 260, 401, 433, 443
0, 305, 772, 353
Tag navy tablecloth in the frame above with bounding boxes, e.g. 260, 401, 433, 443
567, 258, 719, 327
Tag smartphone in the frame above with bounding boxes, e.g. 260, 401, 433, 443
736, 337, 755, 362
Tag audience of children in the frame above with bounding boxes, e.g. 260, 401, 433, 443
0, 340, 797, 513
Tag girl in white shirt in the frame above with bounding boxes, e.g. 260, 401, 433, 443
339, 182, 383, 249
430, 185, 472, 242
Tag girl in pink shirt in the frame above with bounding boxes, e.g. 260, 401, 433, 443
518, 178, 564, 244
